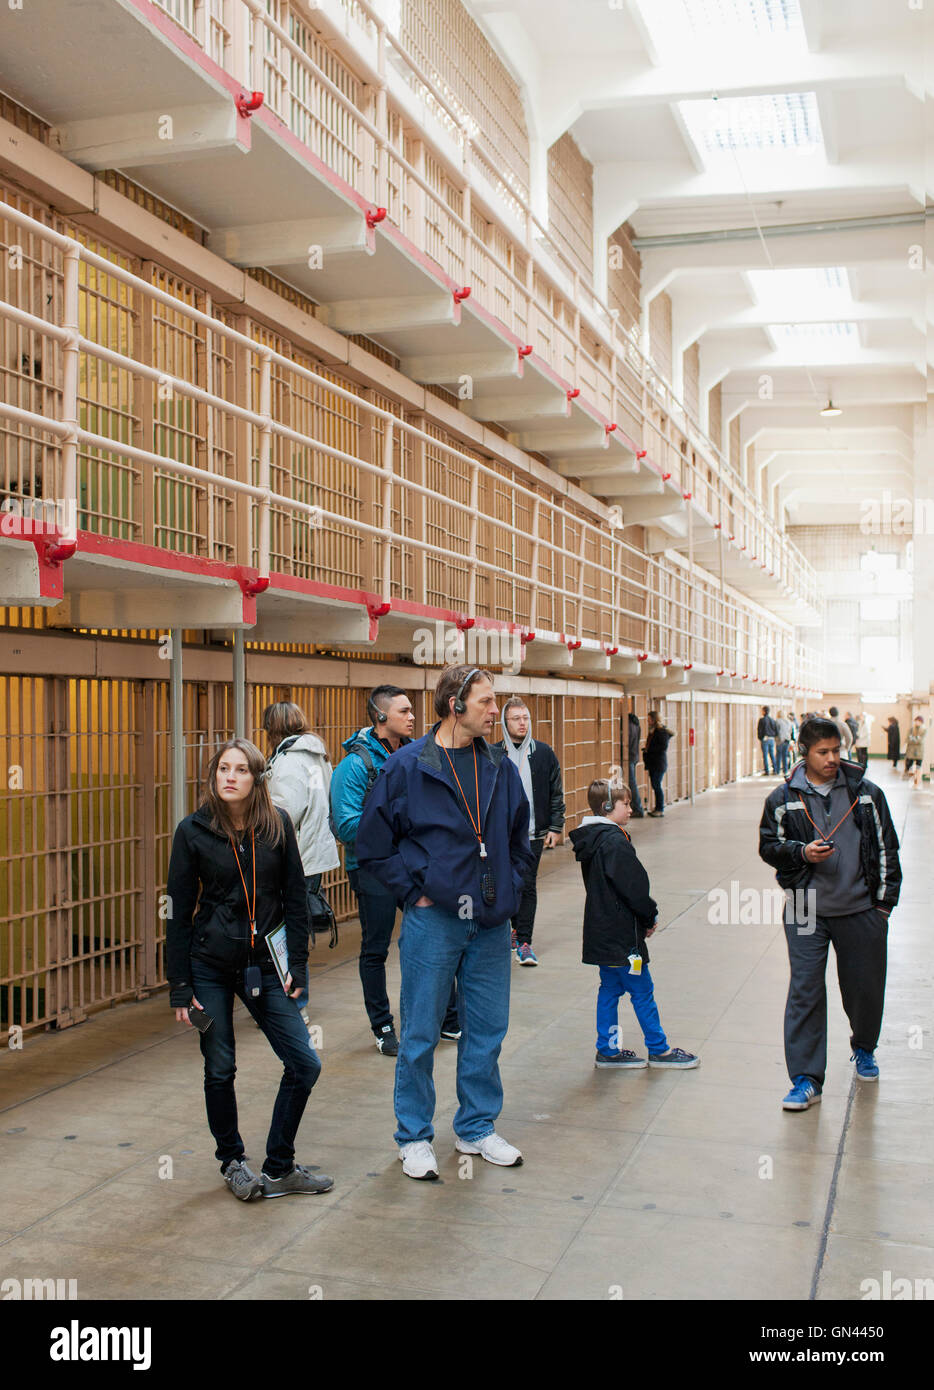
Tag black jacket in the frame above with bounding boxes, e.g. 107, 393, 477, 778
490, 738, 565, 838
643, 726, 673, 770
757, 715, 778, 739
569, 819, 658, 966
886, 721, 900, 757
165, 805, 309, 1006
758, 760, 901, 911
626, 713, 640, 769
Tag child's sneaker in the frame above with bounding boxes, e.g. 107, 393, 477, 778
647, 1047, 699, 1069
595, 1049, 647, 1069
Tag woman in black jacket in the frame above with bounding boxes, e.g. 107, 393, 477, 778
166, 738, 333, 1202
643, 711, 674, 817
885, 716, 901, 768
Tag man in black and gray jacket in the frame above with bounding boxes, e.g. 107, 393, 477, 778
759, 716, 901, 1112
492, 698, 565, 965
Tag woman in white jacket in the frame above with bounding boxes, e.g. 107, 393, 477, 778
262, 702, 340, 1018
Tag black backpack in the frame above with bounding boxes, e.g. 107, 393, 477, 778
328, 738, 380, 844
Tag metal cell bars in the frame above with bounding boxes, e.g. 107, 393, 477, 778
562, 694, 618, 825
0, 676, 49, 1036
0, 186, 62, 521
73, 236, 139, 541
64, 679, 142, 1021
0, 199, 813, 689
281, 4, 363, 190
161, 0, 818, 613
487, 460, 533, 629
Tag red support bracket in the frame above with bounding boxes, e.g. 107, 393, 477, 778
453, 286, 471, 303
636, 449, 648, 460
366, 206, 387, 229
240, 575, 270, 597
235, 90, 264, 118
566, 639, 582, 651
32, 535, 77, 567
604, 646, 619, 656
367, 599, 391, 619
662, 472, 672, 481
714, 522, 722, 528
520, 631, 536, 644
637, 653, 648, 662
605, 422, 617, 435
684, 663, 693, 670
662, 658, 673, 666
682, 492, 692, 501
517, 344, 533, 359
454, 614, 475, 631
567, 388, 580, 400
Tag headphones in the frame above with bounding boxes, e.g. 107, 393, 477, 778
367, 692, 388, 725
452, 667, 480, 715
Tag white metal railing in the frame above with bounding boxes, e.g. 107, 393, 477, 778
0, 197, 821, 692
146, 0, 821, 617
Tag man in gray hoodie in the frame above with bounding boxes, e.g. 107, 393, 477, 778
490, 699, 565, 966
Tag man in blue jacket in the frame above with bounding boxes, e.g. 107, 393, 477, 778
357, 664, 535, 1180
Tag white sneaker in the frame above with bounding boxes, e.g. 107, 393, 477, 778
398, 1140, 439, 1180
454, 1132, 523, 1166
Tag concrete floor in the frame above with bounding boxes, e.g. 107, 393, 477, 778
1, 763, 931, 1301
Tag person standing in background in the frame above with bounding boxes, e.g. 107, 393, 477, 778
903, 716, 927, 782
644, 711, 674, 817
492, 698, 565, 966
775, 711, 792, 776
853, 712, 870, 770
756, 706, 779, 775
626, 711, 645, 818
827, 706, 853, 754
885, 715, 901, 769
263, 702, 340, 1025
844, 711, 860, 746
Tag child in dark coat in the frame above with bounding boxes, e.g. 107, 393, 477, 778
569, 781, 699, 1070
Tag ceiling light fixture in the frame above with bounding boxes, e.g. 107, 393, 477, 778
820, 400, 842, 417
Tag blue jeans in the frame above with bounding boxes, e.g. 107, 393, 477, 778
596, 964, 668, 1055
627, 761, 644, 815
394, 903, 511, 1146
760, 737, 777, 773
647, 766, 666, 812
191, 957, 321, 1178
777, 740, 790, 774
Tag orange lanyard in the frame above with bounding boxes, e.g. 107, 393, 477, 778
439, 739, 487, 858
800, 783, 856, 842
230, 829, 256, 948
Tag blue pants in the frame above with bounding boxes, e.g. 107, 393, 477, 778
646, 765, 666, 812
394, 903, 511, 1146
191, 957, 321, 1178
760, 737, 778, 774
596, 964, 668, 1056
777, 740, 790, 774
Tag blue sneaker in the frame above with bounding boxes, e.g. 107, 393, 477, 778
851, 1048, 879, 1081
782, 1075, 822, 1110
647, 1047, 699, 1069
516, 943, 538, 966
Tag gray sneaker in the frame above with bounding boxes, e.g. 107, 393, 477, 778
260, 1163, 335, 1197
222, 1158, 262, 1201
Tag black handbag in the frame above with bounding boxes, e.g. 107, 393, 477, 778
306, 882, 338, 950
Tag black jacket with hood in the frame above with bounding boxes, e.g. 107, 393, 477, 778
166, 804, 309, 1007
758, 759, 901, 911
570, 818, 658, 966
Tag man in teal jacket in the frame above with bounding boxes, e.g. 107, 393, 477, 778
330, 685, 414, 1055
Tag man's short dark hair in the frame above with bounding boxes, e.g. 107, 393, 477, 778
433, 665, 494, 720
762, 705, 770, 714
368, 685, 407, 723
798, 717, 841, 754
828, 706, 839, 717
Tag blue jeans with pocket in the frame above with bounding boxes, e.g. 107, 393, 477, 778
394, 902, 511, 1146
596, 963, 668, 1056
191, 957, 321, 1178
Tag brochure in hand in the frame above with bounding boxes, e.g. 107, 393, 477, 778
265, 922, 290, 990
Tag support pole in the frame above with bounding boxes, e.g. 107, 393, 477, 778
233, 629, 246, 739
170, 629, 186, 832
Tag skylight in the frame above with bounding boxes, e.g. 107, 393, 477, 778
747, 267, 850, 302
679, 92, 822, 155
637, 0, 805, 57
767, 321, 860, 355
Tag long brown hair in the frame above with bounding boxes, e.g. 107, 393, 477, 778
203, 739, 283, 846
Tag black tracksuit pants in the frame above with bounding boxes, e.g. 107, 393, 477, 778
783, 906, 888, 1087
